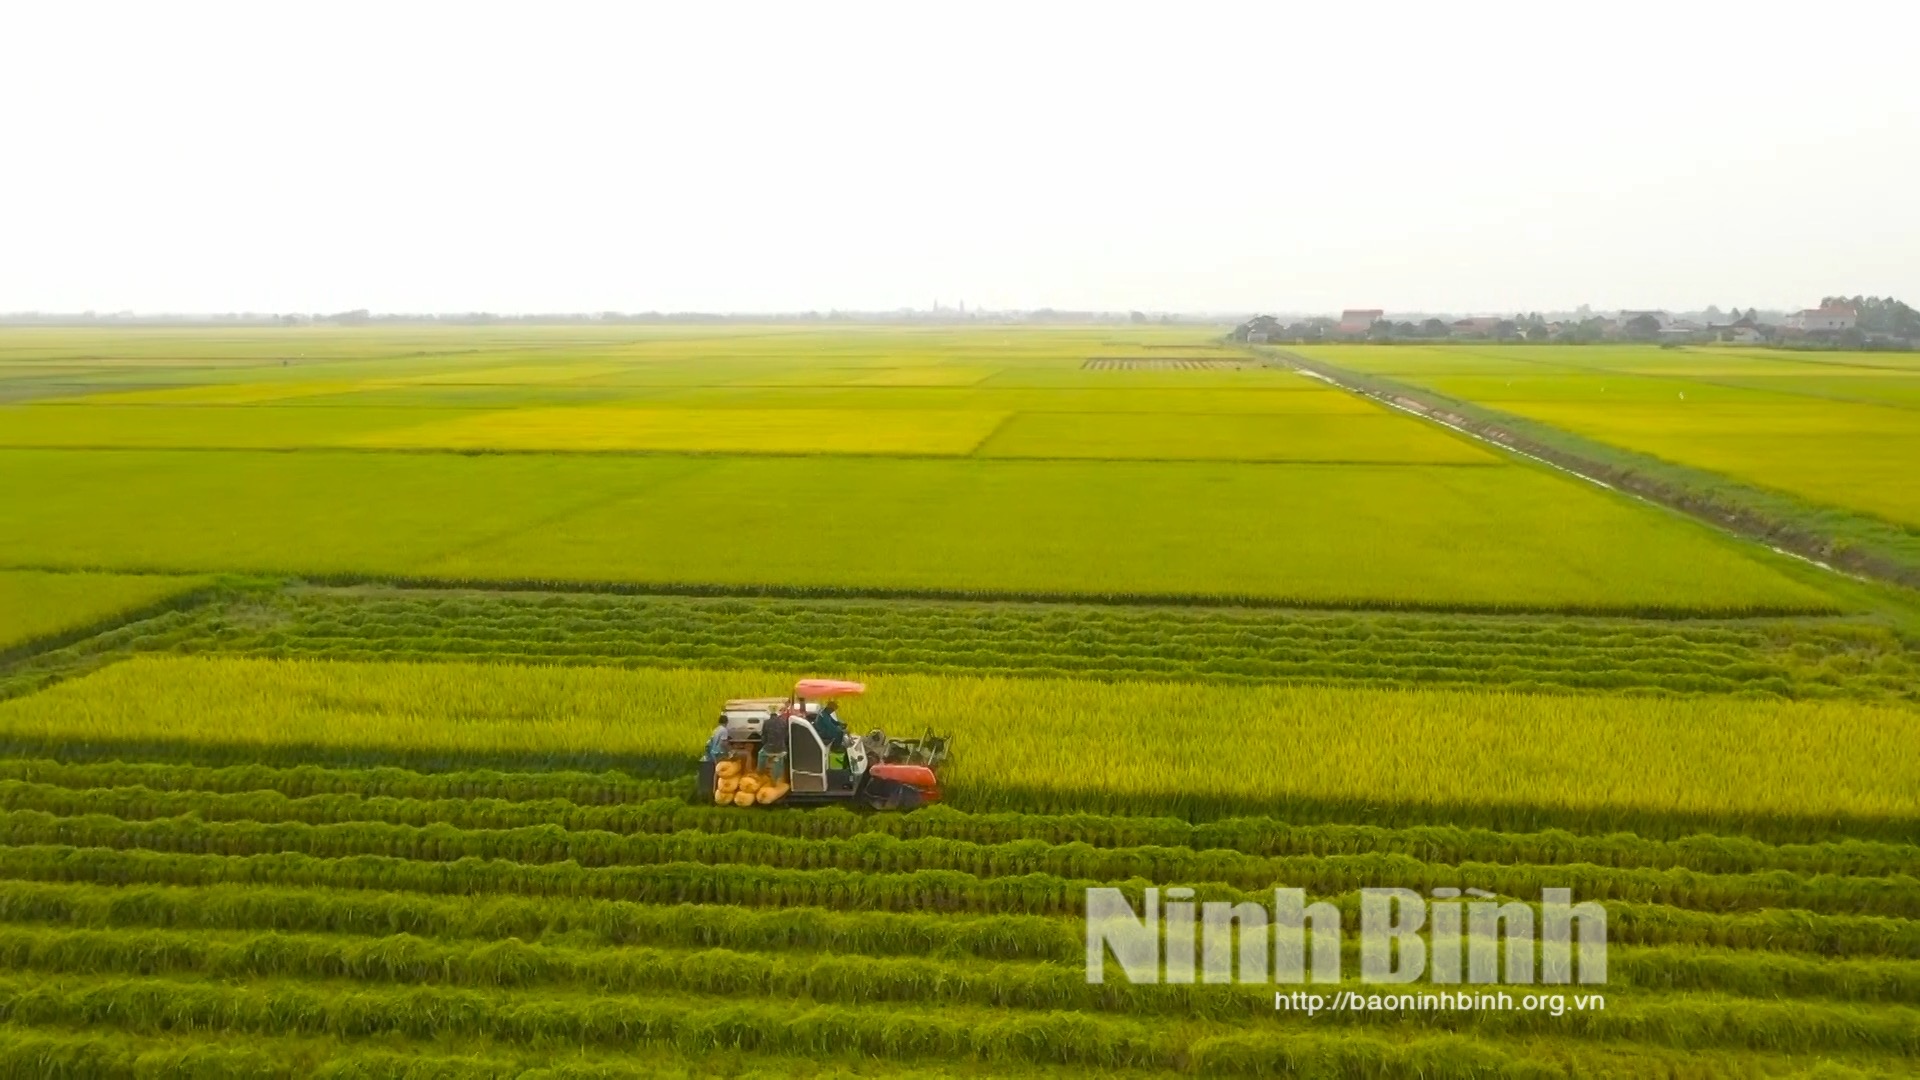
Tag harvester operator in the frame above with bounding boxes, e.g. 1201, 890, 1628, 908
815, 702, 848, 749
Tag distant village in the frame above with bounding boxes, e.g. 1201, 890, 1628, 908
1233, 296, 1919, 349
8, 296, 1916, 346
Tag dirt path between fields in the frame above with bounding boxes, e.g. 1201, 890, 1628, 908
1263, 348, 1920, 591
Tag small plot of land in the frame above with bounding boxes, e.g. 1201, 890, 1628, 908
0, 570, 207, 653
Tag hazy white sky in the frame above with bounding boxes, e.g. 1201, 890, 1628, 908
2, 1, 1915, 315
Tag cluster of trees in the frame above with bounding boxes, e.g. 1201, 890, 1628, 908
1826, 296, 1920, 339
1371, 316, 1556, 341
1233, 314, 1554, 343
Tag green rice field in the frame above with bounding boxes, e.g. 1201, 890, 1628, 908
0, 326, 1916, 1078
1292, 344, 1920, 529
0, 327, 1844, 613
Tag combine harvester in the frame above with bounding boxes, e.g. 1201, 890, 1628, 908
699, 678, 950, 811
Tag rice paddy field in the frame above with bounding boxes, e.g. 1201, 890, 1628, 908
1290, 344, 1920, 530
0, 571, 208, 655
0, 325, 1916, 1078
0, 327, 1846, 612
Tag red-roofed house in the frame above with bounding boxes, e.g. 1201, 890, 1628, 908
1335, 309, 1384, 336
1787, 303, 1857, 332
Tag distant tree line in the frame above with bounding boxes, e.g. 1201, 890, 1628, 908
1826, 296, 1920, 339
1233, 298, 1916, 350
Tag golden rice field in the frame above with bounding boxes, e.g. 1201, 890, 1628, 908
0, 326, 1916, 1077
3, 655, 1913, 837
0, 570, 207, 653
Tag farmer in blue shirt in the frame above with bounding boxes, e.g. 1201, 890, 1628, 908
814, 702, 848, 749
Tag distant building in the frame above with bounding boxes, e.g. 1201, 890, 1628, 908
1617, 309, 1673, 329
1716, 315, 1765, 344
1335, 309, 1384, 336
1786, 303, 1857, 332
1451, 316, 1502, 337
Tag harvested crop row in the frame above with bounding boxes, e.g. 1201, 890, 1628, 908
0, 1025, 313, 1080
4, 767, 1908, 879
0, 971, 1284, 1071
0, 924, 1274, 1018
0, 756, 682, 805
0, 921, 1915, 1012
8, 878, 1920, 1003
0, 1024, 1036, 1080
0, 879, 1082, 963
2, 807, 1906, 919
5, 846, 1916, 960
261, 592, 1816, 649
167, 587, 1919, 701
0, 1017, 1893, 1080
1, 969, 1916, 1062
267, 626, 1783, 674
239, 589, 1874, 651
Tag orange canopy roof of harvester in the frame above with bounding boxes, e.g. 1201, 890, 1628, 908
794, 678, 865, 698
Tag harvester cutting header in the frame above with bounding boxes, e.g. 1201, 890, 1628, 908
700, 679, 951, 811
